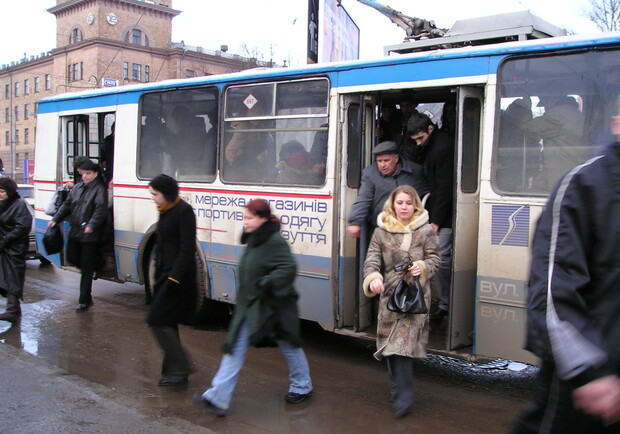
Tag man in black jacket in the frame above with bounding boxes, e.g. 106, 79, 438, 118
512, 99, 620, 432
49, 160, 107, 311
406, 112, 454, 320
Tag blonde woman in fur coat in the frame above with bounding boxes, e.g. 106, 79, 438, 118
363, 185, 440, 418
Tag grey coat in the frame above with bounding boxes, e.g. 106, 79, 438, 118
363, 210, 440, 359
348, 159, 428, 228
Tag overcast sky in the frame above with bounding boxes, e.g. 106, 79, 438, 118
1, 0, 601, 67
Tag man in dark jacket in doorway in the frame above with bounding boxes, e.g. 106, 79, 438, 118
512, 98, 620, 432
49, 160, 107, 311
406, 112, 454, 320
347, 140, 428, 238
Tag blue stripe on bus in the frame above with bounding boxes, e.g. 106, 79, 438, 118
37, 56, 497, 114
335, 56, 500, 88
37, 33, 620, 115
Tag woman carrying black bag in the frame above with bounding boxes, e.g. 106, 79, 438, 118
0, 177, 33, 323
48, 160, 107, 311
363, 185, 440, 418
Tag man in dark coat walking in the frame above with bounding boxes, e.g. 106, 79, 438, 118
512, 98, 620, 432
0, 177, 33, 322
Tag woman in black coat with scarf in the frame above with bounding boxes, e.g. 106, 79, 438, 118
0, 177, 33, 323
147, 174, 197, 386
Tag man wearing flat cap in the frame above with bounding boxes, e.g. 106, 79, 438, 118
347, 141, 428, 238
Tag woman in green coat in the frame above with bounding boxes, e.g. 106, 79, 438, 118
194, 199, 313, 416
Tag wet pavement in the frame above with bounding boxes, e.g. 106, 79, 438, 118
0, 261, 536, 433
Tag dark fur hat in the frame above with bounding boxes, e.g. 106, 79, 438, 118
148, 174, 179, 203
0, 177, 18, 197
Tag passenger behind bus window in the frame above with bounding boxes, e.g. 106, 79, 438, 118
439, 102, 456, 138
497, 98, 541, 191
275, 140, 322, 186
522, 94, 586, 191
203, 106, 218, 177
378, 101, 403, 142
139, 116, 165, 178
162, 105, 208, 181
223, 113, 276, 183
100, 121, 115, 187
309, 125, 328, 179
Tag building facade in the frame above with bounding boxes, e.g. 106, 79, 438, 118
0, 0, 259, 181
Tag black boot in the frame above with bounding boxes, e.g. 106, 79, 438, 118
387, 355, 414, 418
0, 294, 21, 323
151, 325, 193, 385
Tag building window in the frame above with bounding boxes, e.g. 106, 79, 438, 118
24, 128, 29, 144
186, 69, 195, 78
24, 79, 29, 95
4, 84, 8, 99
14, 129, 19, 145
125, 29, 148, 46
45, 74, 51, 90
24, 104, 29, 120
132, 29, 141, 45
70, 28, 82, 44
5, 131, 8, 146
34, 76, 40, 93
123, 62, 129, 79
145, 65, 150, 82
14, 82, 19, 97
14, 106, 19, 122
15, 152, 19, 167
4, 108, 8, 123
132, 63, 141, 81
70, 63, 83, 81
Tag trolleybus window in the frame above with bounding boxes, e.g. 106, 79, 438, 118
495, 49, 620, 194
138, 87, 218, 182
64, 114, 105, 176
222, 78, 329, 186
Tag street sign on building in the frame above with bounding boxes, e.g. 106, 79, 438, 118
102, 78, 119, 87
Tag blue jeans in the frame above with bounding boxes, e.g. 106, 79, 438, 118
203, 321, 312, 410
436, 228, 453, 311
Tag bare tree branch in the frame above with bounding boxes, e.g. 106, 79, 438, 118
585, 0, 620, 31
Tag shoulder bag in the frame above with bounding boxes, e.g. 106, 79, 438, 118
387, 258, 428, 314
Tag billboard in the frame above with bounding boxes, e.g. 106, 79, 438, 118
319, 0, 360, 63
308, 0, 319, 63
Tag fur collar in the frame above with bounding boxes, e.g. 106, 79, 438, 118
376, 209, 429, 234
241, 219, 281, 247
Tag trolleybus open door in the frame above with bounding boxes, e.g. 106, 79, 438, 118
340, 94, 375, 333
448, 87, 483, 350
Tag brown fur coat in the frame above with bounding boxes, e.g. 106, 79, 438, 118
363, 210, 440, 359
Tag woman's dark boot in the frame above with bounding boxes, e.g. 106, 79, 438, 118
387, 355, 414, 418
0, 294, 21, 323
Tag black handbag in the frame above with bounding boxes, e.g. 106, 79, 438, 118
43, 224, 64, 255
387, 270, 428, 315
